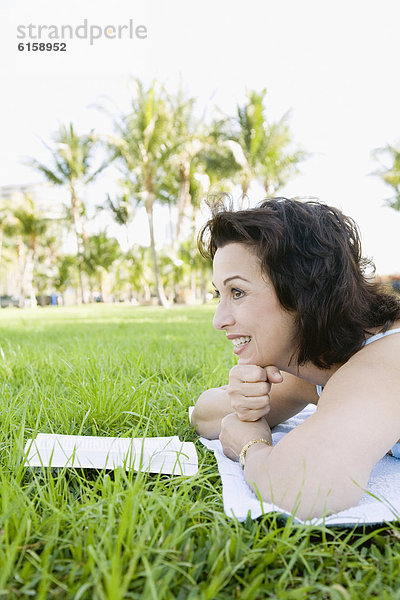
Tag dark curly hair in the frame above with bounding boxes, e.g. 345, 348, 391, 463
198, 197, 400, 368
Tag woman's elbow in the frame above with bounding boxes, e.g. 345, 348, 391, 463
189, 405, 201, 431
247, 458, 367, 521
284, 483, 365, 521
190, 386, 230, 439
191, 412, 220, 439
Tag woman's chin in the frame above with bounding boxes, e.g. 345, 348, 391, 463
237, 354, 258, 365
235, 343, 265, 366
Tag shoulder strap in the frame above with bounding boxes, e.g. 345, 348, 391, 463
365, 328, 400, 346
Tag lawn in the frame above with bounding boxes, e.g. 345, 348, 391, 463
0, 303, 399, 599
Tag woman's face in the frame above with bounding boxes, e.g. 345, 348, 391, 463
212, 243, 297, 369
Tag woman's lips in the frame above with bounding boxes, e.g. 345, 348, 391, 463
233, 340, 251, 355
229, 335, 252, 355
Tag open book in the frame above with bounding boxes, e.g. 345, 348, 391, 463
24, 434, 198, 476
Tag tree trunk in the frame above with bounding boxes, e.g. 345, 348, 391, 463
25, 248, 37, 309
145, 195, 169, 308
200, 272, 207, 304
239, 179, 250, 209
16, 243, 37, 309
264, 180, 275, 197
17, 236, 26, 308
70, 187, 86, 304
190, 269, 196, 304
143, 281, 151, 303
168, 201, 174, 246
175, 162, 192, 248
98, 271, 104, 302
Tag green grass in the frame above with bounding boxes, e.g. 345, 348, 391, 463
0, 303, 399, 599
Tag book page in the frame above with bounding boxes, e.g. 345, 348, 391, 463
24, 434, 198, 476
132, 437, 198, 475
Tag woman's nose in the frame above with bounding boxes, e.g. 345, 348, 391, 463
212, 300, 235, 330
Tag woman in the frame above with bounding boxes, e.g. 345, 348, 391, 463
191, 197, 400, 520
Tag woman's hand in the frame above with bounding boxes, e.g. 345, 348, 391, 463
228, 364, 282, 421
219, 413, 273, 461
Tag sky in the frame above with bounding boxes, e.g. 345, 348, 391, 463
1, 0, 400, 274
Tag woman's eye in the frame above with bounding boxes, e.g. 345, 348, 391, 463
214, 289, 220, 298
232, 288, 244, 299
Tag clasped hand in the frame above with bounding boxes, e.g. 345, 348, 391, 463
219, 364, 282, 461
227, 364, 282, 421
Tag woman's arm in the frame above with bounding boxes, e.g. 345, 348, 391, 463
219, 338, 400, 520
263, 372, 318, 428
190, 385, 231, 439
191, 370, 318, 439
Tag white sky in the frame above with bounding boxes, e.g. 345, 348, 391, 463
1, 0, 400, 274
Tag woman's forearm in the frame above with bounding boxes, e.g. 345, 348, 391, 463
242, 440, 364, 520
190, 386, 232, 439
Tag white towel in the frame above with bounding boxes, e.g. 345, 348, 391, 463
190, 405, 400, 526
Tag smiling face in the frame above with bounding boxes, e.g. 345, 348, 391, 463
212, 243, 297, 369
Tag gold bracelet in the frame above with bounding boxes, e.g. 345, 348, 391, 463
239, 438, 273, 469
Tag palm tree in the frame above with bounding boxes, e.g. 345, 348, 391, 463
372, 143, 400, 210
104, 187, 134, 249
235, 89, 269, 197
178, 237, 212, 304
107, 80, 175, 307
82, 232, 120, 301
0, 198, 17, 271
53, 254, 77, 304
12, 195, 49, 308
124, 245, 154, 303
29, 123, 106, 303
163, 89, 206, 247
214, 90, 308, 202
197, 141, 241, 193
258, 112, 309, 196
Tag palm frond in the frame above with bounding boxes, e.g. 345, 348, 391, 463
29, 161, 64, 186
